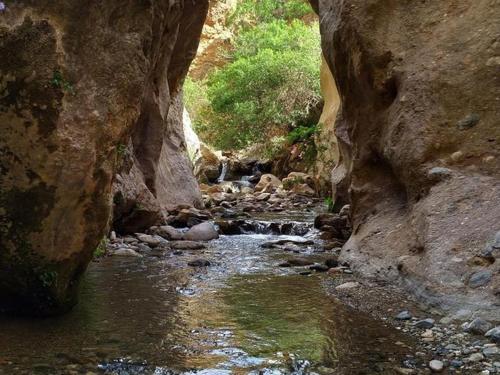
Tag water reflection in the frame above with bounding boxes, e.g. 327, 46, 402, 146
0, 219, 416, 374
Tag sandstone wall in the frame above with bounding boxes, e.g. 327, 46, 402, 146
316, 0, 500, 318
312, 55, 340, 195
0, 1, 208, 315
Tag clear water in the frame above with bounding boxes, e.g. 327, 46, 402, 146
0, 212, 417, 374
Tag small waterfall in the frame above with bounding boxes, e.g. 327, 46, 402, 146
217, 161, 228, 183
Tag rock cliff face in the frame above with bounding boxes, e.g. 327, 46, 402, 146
316, 0, 500, 318
312, 55, 340, 195
0, 1, 208, 315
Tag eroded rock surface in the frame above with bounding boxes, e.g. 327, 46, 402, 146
316, 0, 500, 318
0, 1, 208, 315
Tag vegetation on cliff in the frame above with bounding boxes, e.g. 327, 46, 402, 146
184, 0, 321, 153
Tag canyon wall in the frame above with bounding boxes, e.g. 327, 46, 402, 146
316, 0, 500, 318
0, 1, 208, 315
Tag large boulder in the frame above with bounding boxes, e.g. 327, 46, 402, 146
316, 0, 500, 319
0, 1, 208, 315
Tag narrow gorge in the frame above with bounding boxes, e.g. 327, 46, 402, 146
0, 0, 499, 374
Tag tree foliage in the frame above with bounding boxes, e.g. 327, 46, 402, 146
185, 0, 321, 151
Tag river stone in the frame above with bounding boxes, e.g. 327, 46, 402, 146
335, 281, 360, 290
468, 270, 493, 288
169, 241, 206, 250
467, 352, 484, 362
135, 233, 163, 247
483, 346, 499, 357
113, 248, 143, 258
396, 311, 413, 320
152, 225, 184, 240
325, 258, 339, 268
188, 259, 211, 267
285, 258, 314, 267
414, 319, 435, 329
486, 327, 500, 343
429, 360, 444, 372
309, 264, 329, 272
184, 222, 219, 241
464, 318, 493, 335
261, 237, 314, 248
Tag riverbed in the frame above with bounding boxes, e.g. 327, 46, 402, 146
0, 209, 419, 374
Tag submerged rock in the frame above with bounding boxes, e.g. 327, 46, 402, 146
170, 241, 206, 250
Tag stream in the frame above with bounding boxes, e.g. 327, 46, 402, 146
0, 208, 418, 375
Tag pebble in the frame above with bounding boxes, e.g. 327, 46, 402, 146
468, 352, 485, 362
414, 319, 435, 329
187, 259, 211, 267
335, 281, 360, 290
396, 311, 413, 320
483, 346, 499, 357
468, 270, 493, 288
113, 248, 142, 257
486, 327, 500, 343
464, 318, 493, 335
429, 359, 444, 372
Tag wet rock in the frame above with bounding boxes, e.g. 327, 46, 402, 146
113, 248, 143, 258
184, 222, 219, 241
261, 237, 314, 248
169, 241, 206, 250
414, 319, 435, 329
486, 327, 500, 343
429, 360, 444, 372
309, 264, 329, 272
396, 311, 413, 321
464, 318, 493, 335
483, 346, 499, 357
135, 233, 164, 247
468, 270, 493, 288
151, 225, 184, 240
285, 258, 314, 267
325, 258, 339, 268
188, 259, 211, 267
467, 352, 484, 362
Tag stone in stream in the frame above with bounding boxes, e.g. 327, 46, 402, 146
261, 237, 314, 248
188, 259, 211, 267
413, 319, 435, 329
309, 264, 329, 272
464, 318, 493, 335
283, 258, 314, 267
135, 233, 165, 247
184, 222, 219, 241
113, 248, 143, 257
396, 310, 413, 321
335, 282, 360, 290
151, 225, 184, 240
325, 258, 339, 268
169, 241, 206, 250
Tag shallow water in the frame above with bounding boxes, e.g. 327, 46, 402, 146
0, 211, 417, 374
